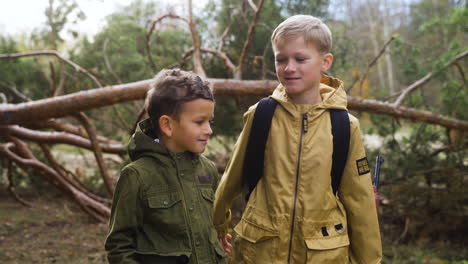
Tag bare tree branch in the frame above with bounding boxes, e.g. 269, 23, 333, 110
188, 0, 206, 77
246, 0, 258, 12
146, 13, 189, 71
74, 113, 115, 196
6, 160, 32, 207
394, 51, 468, 107
453, 63, 466, 84
38, 143, 111, 206
235, 0, 266, 79
0, 125, 125, 154
217, 25, 231, 51
103, 38, 123, 84
0, 137, 110, 222
180, 47, 236, 74
0, 81, 32, 102
0, 50, 104, 88
31, 119, 121, 145
347, 36, 396, 93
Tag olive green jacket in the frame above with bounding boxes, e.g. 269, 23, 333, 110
213, 75, 382, 263
105, 119, 226, 264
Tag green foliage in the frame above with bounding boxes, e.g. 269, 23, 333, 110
0, 36, 49, 102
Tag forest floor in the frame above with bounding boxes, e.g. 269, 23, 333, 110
0, 188, 466, 264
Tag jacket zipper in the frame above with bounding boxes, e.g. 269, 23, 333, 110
175, 160, 198, 263
287, 113, 307, 263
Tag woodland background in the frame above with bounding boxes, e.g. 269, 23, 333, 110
0, 0, 466, 263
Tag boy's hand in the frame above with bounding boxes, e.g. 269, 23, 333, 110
219, 233, 233, 254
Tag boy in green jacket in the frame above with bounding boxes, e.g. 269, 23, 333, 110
213, 15, 382, 263
105, 69, 230, 263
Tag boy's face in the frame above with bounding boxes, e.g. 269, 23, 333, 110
166, 98, 214, 154
273, 37, 332, 104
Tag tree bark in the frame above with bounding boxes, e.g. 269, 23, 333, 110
0, 125, 125, 154
0, 79, 467, 131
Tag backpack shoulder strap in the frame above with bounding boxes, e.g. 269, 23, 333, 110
243, 97, 278, 201
329, 109, 351, 195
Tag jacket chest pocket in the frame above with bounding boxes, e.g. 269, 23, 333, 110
146, 192, 187, 233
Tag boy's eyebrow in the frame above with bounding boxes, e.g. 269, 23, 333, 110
275, 52, 309, 57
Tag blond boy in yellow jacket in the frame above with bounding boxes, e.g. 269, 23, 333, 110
213, 15, 382, 263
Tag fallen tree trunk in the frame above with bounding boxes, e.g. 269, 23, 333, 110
0, 79, 467, 131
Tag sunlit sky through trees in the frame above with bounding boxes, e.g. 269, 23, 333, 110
0, 0, 208, 41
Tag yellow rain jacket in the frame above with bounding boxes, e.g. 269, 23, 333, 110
213, 75, 382, 263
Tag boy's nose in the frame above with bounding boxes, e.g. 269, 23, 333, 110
284, 61, 296, 72
205, 124, 213, 136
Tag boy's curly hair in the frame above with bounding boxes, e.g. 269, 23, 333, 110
145, 69, 213, 135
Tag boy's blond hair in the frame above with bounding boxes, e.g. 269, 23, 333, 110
271, 15, 332, 53
145, 68, 213, 135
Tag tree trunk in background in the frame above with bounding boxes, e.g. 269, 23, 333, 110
383, 0, 395, 94
364, 0, 387, 93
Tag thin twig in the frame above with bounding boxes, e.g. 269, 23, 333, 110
103, 38, 123, 84
0, 82, 31, 102
0, 50, 104, 88
347, 36, 396, 93
179, 47, 236, 75
6, 160, 32, 207
145, 13, 189, 71
453, 62, 466, 84
235, 0, 266, 79
217, 25, 231, 51
393, 217, 410, 245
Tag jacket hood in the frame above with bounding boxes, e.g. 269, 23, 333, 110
270, 74, 347, 116
127, 118, 169, 161
128, 118, 198, 162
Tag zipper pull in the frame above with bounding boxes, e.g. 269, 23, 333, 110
302, 114, 308, 133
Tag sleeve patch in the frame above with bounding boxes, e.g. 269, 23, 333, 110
356, 157, 370, 176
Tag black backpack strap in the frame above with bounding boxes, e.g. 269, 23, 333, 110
330, 109, 351, 195
243, 97, 278, 201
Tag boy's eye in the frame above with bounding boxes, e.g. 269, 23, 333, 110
209, 119, 214, 125
275, 58, 286, 63
296, 57, 306, 62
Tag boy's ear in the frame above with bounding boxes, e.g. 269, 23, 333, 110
159, 115, 173, 137
321, 53, 334, 72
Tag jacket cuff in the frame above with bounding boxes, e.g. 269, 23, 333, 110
214, 210, 232, 238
